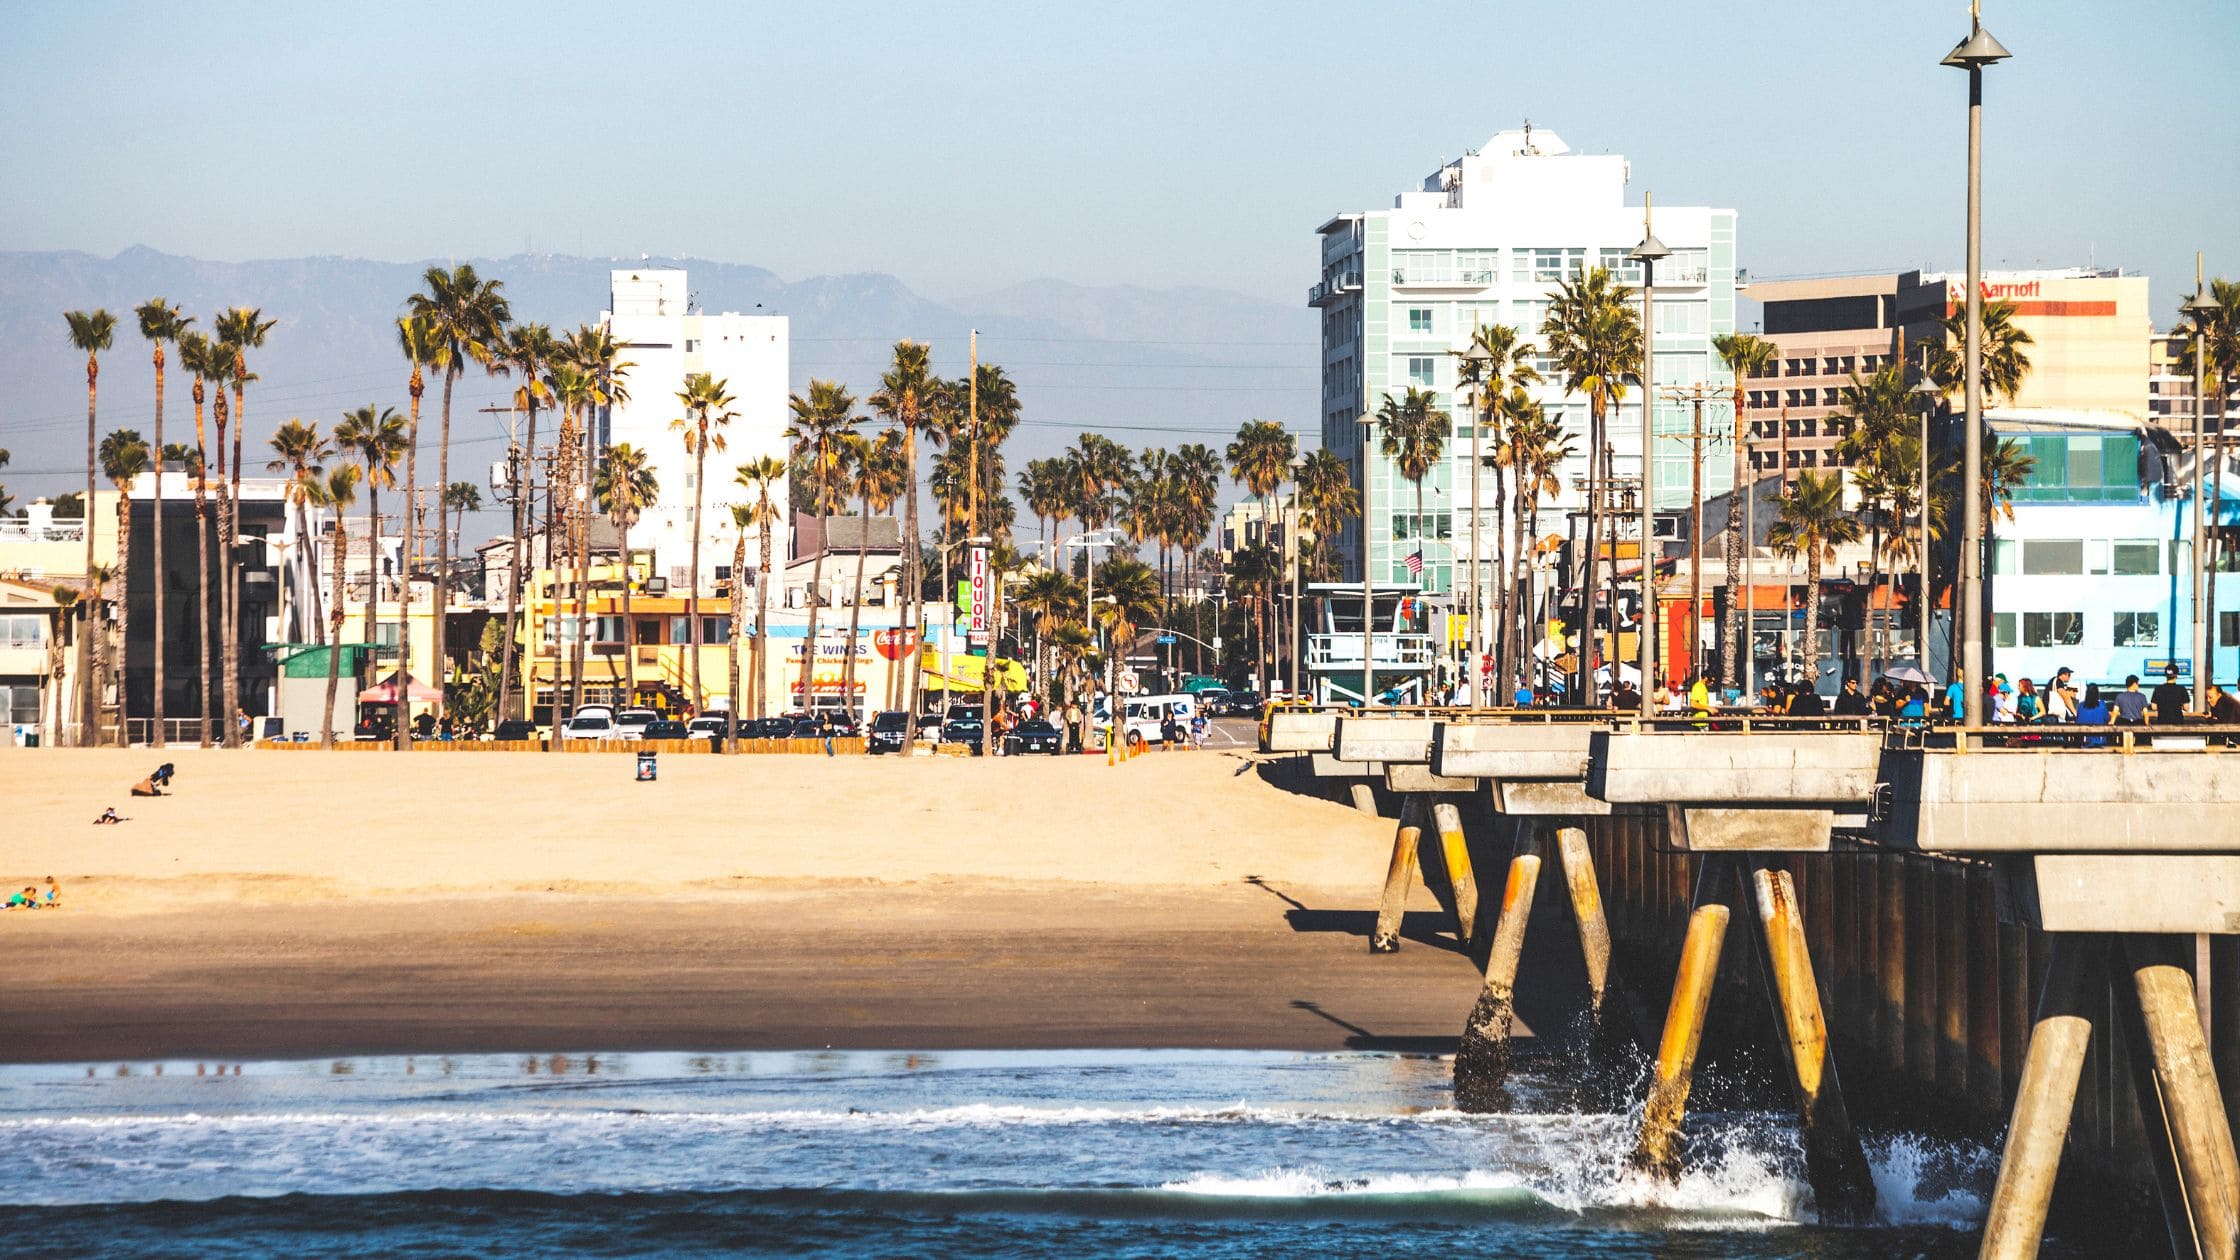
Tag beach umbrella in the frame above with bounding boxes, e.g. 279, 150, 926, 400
356, 672, 442, 704
1883, 664, 1933, 685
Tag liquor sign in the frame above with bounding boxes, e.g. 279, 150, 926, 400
969, 546, 990, 634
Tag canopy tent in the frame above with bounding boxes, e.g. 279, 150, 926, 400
357, 672, 442, 704
921, 653, 1028, 693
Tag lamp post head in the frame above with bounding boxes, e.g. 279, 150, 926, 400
1458, 343, 1493, 367
1630, 233, 1672, 264
2185, 288, 2220, 323
1941, 23, 2011, 69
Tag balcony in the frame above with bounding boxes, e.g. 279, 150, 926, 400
0, 521, 84, 544
1308, 270, 1362, 307
1390, 268, 1497, 289
1306, 632, 1437, 671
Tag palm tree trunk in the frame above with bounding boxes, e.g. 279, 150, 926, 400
227, 381, 247, 746
801, 527, 828, 717
621, 518, 636, 712
395, 384, 418, 752
365, 485, 380, 739
688, 443, 706, 713
1805, 550, 1824, 690
1724, 396, 1747, 692
1580, 399, 1603, 702
151, 354, 167, 747
1492, 462, 1509, 701
757, 520, 774, 722
842, 494, 870, 711
323, 519, 347, 748
81, 354, 97, 748
902, 432, 923, 744
113, 497, 131, 745
195, 488, 212, 746
434, 371, 455, 723
728, 526, 745, 750
569, 453, 589, 718
213, 394, 234, 746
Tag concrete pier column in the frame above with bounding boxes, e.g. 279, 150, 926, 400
1370, 799, 1425, 954
1968, 864, 2005, 1119
1940, 861, 1971, 1099
1452, 831, 1545, 1111
1432, 801, 1480, 946
2212, 935, 2240, 1132
1349, 781, 1379, 817
1557, 826, 1612, 1025
1981, 934, 2106, 1260
2122, 936, 2240, 1260
1908, 857, 1937, 1081
1751, 866, 1878, 1224
1632, 857, 1732, 1184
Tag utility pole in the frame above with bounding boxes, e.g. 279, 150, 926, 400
479, 403, 528, 723
1658, 383, 1729, 687
969, 330, 994, 757
1631, 193, 1671, 717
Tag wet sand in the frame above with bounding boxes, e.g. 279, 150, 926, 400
0, 748, 1532, 1063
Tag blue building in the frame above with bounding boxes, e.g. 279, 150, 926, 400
1986, 410, 2239, 691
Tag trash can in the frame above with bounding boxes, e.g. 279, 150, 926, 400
636, 750, 658, 781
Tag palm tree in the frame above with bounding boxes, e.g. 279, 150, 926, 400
1014, 569, 1082, 697
841, 430, 907, 707
671, 373, 737, 712
1171, 443, 1222, 672
2177, 278, 2240, 656
1832, 363, 1917, 676
1928, 298, 2036, 407
64, 309, 116, 745
1511, 408, 1579, 694
736, 456, 788, 724
1093, 555, 1162, 724
1375, 385, 1450, 584
49, 584, 78, 741
787, 380, 860, 716
98, 430, 149, 743
318, 466, 362, 747
335, 405, 406, 736
136, 300, 191, 746
1542, 266, 1642, 697
1226, 420, 1297, 686
214, 307, 275, 746
594, 444, 659, 713
544, 363, 595, 723
266, 419, 333, 643
559, 325, 634, 716
1454, 323, 1539, 688
387, 314, 442, 748
868, 341, 943, 741
1062, 433, 1135, 695
176, 332, 220, 745
497, 322, 557, 723
1767, 470, 1864, 690
443, 482, 481, 562
407, 265, 512, 720
727, 502, 754, 743
1489, 386, 1549, 690
1714, 332, 1777, 691
1019, 457, 1071, 565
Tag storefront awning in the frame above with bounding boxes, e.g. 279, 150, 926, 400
921, 653, 1027, 693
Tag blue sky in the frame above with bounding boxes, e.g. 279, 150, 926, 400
4, 0, 2237, 317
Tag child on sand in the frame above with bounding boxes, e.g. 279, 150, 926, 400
43, 877, 60, 907
93, 807, 124, 824
5, 887, 36, 910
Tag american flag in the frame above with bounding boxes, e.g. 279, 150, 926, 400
1403, 550, 1424, 577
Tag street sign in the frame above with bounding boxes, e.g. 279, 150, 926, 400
1156, 634, 1176, 645
2147, 658, 2192, 678
1117, 668, 1141, 694
968, 546, 990, 634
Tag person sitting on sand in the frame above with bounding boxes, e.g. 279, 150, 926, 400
93, 807, 124, 824
150, 762, 176, 788
5, 887, 36, 910
130, 776, 164, 797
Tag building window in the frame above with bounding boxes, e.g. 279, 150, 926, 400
0, 614, 43, 649
1993, 612, 2017, 648
2112, 541, 2160, 576
2113, 611, 2162, 648
2222, 610, 2240, 647
1407, 356, 1436, 387
2022, 611, 2084, 648
2021, 539, 2083, 575
1407, 308, 1433, 334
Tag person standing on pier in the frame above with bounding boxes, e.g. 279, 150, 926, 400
1943, 668, 1967, 722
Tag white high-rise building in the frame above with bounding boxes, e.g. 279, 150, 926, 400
600, 269, 790, 595
1311, 127, 1740, 597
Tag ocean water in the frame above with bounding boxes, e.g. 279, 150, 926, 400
0, 1048, 2061, 1257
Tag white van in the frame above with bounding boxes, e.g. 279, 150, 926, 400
1092, 693, 1199, 748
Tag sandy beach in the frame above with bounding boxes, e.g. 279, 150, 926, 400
0, 748, 1523, 1063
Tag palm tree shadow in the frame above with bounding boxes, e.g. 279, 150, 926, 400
1242, 875, 1465, 956
1290, 999, 1458, 1055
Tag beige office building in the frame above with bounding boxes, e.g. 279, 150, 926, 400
1921, 268, 2151, 417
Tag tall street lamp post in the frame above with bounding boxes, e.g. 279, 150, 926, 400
1459, 341, 1493, 698
1942, 3, 2010, 742
1911, 375, 1942, 670
1357, 404, 1377, 707
2188, 267, 2218, 708
1631, 196, 1671, 717
1288, 452, 1307, 699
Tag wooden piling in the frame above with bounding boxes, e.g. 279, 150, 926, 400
1939, 860, 1970, 1100
1452, 832, 1546, 1111
2123, 936, 2240, 1260
1981, 934, 2105, 1260
1348, 781, 1378, 817
1907, 857, 1937, 1082
2214, 935, 2240, 1133
1432, 802, 1479, 946
1879, 852, 1907, 1074
1369, 799, 1423, 954
1556, 826, 1612, 1024
1751, 866, 1878, 1224
1632, 890, 1731, 1184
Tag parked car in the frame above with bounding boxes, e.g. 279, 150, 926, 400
642, 719, 689, 740
1213, 690, 1265, 718
1004, 717, 1064, 756
491, 719, 538, 742
562, 711, 615, 740
614, 708, 658, 740
868, 710, 911, 754
940, 716, 985, 752
686, 716, 731, 740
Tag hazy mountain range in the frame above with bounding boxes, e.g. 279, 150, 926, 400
0, 247, 1317, 518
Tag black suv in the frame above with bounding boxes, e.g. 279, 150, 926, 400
492, 719, 538, 742
868, 710, 910, 753
1004, 718, 1064, 756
